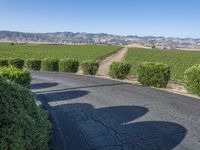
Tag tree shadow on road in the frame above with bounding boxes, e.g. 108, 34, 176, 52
49, 103, 187, 150
33, 82, 130, 94
37, 90, 89, 102
32, 82, 187, 150
31, 82, 59, 89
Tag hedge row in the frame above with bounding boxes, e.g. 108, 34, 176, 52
108, 62, 170, 88
1, 58, 199, 96
135, 62, 200, 96
0, 80, 51, 150
0, 58, 100, 75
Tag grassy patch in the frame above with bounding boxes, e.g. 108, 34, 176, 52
124, 48, 200, 83
0, 43, 120, 61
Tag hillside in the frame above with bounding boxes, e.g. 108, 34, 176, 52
1, 30, 200, 50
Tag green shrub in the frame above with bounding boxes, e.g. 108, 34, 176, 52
137, 62, 170, 88
0, 59, 8, 67
184, 64, 200, 96
109, 62, 131, 79
0, 80, 51, 150
9, 58, 25, 69
81, 61, 99, 75
59, 58, 79, 73
41, 58, 59, 71
25, 59, 41, 71
0, 67, 31, 88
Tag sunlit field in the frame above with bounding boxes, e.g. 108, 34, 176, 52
0, 43, 120, 61
125, 48, 200, 83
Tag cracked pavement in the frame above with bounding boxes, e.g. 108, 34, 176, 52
31, 71, 200, 150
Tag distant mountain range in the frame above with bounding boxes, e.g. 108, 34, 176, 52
0, 30, 200, 50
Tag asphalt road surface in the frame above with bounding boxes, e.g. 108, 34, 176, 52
31, 71, 200, 150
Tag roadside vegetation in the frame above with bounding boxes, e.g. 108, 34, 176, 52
81, 61, 99, 75
59, 58, 79, 73
0, 59, 8, 66
25, 59, 41, 71
0, 67, 31, 87
184, 65, 200, 96
41, 58, 59, 71
137, 62, 170, 88
0, 67, 51, 150
109, 62, 131, 79
8, 58, 25, 69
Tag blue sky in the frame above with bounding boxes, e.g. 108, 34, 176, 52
0, 0, 200, 38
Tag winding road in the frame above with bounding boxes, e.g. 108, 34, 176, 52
31, 71, 200, 150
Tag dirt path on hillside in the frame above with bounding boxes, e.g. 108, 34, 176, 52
97, 47, 128, 76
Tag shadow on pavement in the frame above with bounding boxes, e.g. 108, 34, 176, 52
32, 82, 187, 150
48, 103, 187, 150
31, 82, 59, 89
34, 82, 130, 94
37, 90, 90, 102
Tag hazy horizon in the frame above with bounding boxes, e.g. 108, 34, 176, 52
0, 0, 200, 38
1, 30, 200, 40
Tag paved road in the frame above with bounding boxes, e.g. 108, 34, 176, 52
31, 71, 200, 150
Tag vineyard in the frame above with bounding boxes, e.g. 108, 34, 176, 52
125, 48, 200, 83
0, 43, 120, 61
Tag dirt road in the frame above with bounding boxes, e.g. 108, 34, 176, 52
97, 47, 128, 76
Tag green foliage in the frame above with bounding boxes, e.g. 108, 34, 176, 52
125, 48, 200, 83
137, 62, 170, 88
0, 80, 51, 150
0, 43, 120, 61
81, 61, 99, 75
109, 62, 131, 79
25, 59, 41, 71
59, 58, 79, 73
184, 64, 200, 96
0, 59, 8, 67
41, 58, 59, 71
9, 58, 25, 69
0, 67, 31, 88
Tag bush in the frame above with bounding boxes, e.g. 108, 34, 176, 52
81, 61, 99, 75
41, 58, 59, 71
0, 59, 8, 67
9, 58, 25, 69
0, 80, 51, 150
184, 64, 200, 96
25, 59, 41, 71
109, 62, 131, 79
137, 62, 170, 88
59, 58, 79, 73
0, 67, 31, 88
